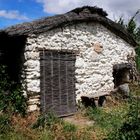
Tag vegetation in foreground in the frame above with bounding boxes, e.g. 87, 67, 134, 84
0, 84, 140, 140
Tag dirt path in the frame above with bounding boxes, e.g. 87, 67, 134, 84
63, 113, 94, 127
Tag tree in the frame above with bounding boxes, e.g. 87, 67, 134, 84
117, 10, 140, 72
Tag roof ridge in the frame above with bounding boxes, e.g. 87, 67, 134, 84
69, 6, 108, 17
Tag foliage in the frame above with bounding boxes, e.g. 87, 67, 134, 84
0, 65, 27, 115
85, 104, 128, 135
0, 114, 12, 134
136, 44, 140, 72
32, 112, 62, 129
32, 112, 77, 132
0, 88, 139, 140
117, 10, 140, 72
62, 121, 77, 132
107, 98, 140, 140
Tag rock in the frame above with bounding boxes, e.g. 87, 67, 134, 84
26, 80, 40, 93
27, 104, 39, 112
24, 60, 40, 70
94, 42, 103, 53
24, 52, 39, 60
118, 83, 130, 97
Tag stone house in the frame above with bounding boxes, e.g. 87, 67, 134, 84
0, 6, 137, 117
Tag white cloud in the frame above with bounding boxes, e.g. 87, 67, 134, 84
36, 0, 94, 14
36, 0, 140, 23
0, 10, 29, 20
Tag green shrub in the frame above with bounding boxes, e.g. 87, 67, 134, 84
85, 106, 127, 132
0, 65, 27, 115
32, 112, 61, 129
0, 114, 11, 134
136, 46, 140, 72
62, 122, 77, 132
107, 98, 140, 140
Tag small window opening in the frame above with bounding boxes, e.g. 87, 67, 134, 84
113, 63, 132, 87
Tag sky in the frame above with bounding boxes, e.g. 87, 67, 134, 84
0, 0, 140, 29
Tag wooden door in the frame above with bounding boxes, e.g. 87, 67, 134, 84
40, 50, 76, 117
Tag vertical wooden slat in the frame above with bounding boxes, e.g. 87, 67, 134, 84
45, 52, 52, 111
70, 54, 76, 113
58, 52, 62, 115
43, 50, 46, 113
65, 53, 69, 113
40, 50, 46, 113
50, 51, 54, 111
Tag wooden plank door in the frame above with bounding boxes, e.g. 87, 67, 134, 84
40, 50, 76, 117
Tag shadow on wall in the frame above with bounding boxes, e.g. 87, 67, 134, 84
0, 32, 27, 82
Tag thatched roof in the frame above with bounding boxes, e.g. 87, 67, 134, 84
0, 6, 137, 47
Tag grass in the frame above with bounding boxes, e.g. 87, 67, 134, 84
130, 84, 140, 96
0, 85, 140, 140
85, 103, 129, 139
0, 105, 127, 140
0, 112, 96, 140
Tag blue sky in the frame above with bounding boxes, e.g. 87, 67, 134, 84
0, 0, 140, 29
0, 0, 52, 29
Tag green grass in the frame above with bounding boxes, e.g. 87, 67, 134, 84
85, 103, 129, 138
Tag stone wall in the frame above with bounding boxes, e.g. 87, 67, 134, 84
23, 22, 135, 111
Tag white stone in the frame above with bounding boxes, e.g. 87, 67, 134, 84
75, 69, 85, 74
27, 80, 40, 93
27, 86, 40, 93
26, 71, 40, 79
25, 44, 36, 51
75, 57, 86, 68
118, 83, 130, 95
24, 60, 40, 70
27, 104, 39, 112
28, 98, 40, 105
24, 52, 39, 60
103, 75, 111, 82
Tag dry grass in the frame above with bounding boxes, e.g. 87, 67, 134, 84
4, 111, 97, 140
10, 112, 40, 140
130, 83, 140, 96
1, 84, 139, 140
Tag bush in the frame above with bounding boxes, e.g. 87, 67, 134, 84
0, 65, 27, 115
62, 122, 77, 132
0, 114, 12, 134
107, 98, 140, 140
136, 47, 140, 72
85, 106, 127, 132
32, 112, 61, 129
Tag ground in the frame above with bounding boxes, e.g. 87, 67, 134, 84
64, 112, 94, 127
